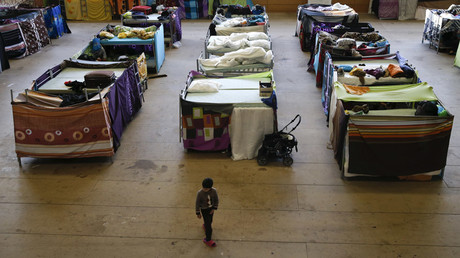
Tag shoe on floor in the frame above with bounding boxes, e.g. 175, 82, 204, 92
203, 238, 216, 247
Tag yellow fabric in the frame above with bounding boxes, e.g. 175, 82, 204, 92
65, 0, 83, 20
137, 53, 148, 81
343, 84, 370, 95
86, 0, 112, 21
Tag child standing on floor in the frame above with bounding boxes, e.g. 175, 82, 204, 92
195, 177, 219, 247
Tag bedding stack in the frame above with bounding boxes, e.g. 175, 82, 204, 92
296, 4, 455, 180
197, 6, 272, 77
180, 7, 278, 161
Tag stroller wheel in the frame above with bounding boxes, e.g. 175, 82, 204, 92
282, 156, 293, 166
257, 155, 268, 166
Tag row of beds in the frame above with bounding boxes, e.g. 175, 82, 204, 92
180, 7, 276, 161
296, 3, 454, 180
10, 8, 174, 166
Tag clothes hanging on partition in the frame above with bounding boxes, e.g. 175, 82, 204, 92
0, 32, 10, 72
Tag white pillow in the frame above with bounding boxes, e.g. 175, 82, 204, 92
247, 32, 269, 40
188, 80, 222, 92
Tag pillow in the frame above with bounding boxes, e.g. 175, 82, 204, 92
188, 80, 222, 92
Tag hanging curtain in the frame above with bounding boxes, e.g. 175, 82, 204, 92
87, 0, 111, 20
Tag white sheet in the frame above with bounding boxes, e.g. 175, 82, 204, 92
185, 90, 265, 105
230, 107, 274, 160
192, 77, 270, 90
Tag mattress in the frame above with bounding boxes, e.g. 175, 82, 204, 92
185, 77, 271, 105
37, 67, 126, 94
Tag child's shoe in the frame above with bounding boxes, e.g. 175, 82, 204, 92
203, 238, 216, 247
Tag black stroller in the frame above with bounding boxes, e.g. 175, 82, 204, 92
257, 115, 301, 166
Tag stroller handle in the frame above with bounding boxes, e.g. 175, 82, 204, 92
281, 114, 301, 134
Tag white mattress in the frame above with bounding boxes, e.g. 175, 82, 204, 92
38, 68, 126, 94
185, 77, 272, 105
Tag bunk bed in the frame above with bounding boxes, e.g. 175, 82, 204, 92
11, 60, 144, 165
180, 71, 276, 160
309, 30, 391, 88
121, 8, 182, 49
422, 5, 460, 53
328, 81, 454, 180
295, 3, 359, 51
197, 46, 274, 76
73, 24, 165, 74
320, 52, 418, 119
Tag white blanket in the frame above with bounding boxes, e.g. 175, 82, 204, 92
230, 107, 274, 160
207, 35, 270, 52
199, 47, 273, 68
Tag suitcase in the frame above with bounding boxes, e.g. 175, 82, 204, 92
131, 6, 153, 15
84, 71, 116, 88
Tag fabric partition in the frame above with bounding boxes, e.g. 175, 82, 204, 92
181, 99, 233, 151
107, 62, 143, 150
398, 0, 418, 20
378, 0, 398, 19
43, 5, 66, 38
0, 32, 10, 72
12, 99, 114, 159
64, 0, 83, 20
178, 0, 208, 19
66, 0, 112, 20
346, 114, 453, 175
87, 0, 112, 21
17, 11, 50, 56
455, 41, 460, 68
229, 106, 274, 160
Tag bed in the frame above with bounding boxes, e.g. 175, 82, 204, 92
306, 22, 374, 54
197, 46, 274, 76
180, 71, 277, 160
295, 3, 359, 51
422, 6, 460, 53
72, 24, 165, 74
11, 60, 144, 165
328, 81, 454, 180
210, 15, 269, 36
320, 52, 418, 119
204, 31, 271, 58
310, 30, 391, 88
121, 9, 182, 49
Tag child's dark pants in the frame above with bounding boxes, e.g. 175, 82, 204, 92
201, 208, 213, 241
